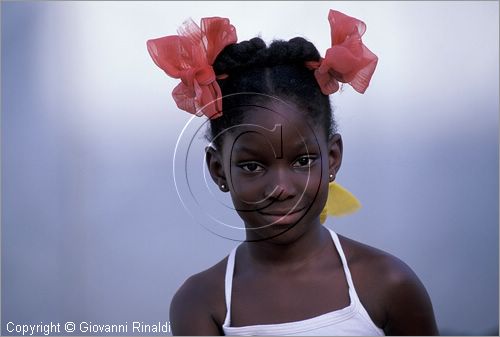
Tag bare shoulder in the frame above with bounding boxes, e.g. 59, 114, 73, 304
338, 234, 416, 284
169, 256, 228, 336
338, 234, 439, 335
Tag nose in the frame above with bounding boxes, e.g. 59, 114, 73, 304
263, 167, 297, 201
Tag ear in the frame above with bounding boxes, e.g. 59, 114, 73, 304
205, 146, 228, 192
327, 133, 343, 181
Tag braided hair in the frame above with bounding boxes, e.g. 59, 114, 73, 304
208, 37, 336, 149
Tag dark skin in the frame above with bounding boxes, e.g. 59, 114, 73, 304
170, 100, 439, 335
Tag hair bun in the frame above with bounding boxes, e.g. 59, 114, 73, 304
214, 37, 321, 75
265, 37, 321, 66
213, 37, 266, 74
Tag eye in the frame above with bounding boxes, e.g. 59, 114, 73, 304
292, 155, 316, 168
238, 162, 264, 173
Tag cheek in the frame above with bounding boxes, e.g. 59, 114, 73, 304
228, 183, 262, 210
304, 170, 329, 214
226, 170, 265, 209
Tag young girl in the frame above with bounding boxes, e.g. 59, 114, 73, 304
147, 9, 439, 336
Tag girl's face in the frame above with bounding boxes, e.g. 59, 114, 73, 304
206, 100, 342, 242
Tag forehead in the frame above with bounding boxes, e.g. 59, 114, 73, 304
222, 101, 326, 152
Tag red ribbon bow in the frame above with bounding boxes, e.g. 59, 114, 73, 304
306, 10, 378, 95
147, 17, 237, 119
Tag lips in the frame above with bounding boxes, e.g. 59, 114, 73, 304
257, 206, 306, 225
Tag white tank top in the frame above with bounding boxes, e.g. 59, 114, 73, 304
222, 228, 385, 336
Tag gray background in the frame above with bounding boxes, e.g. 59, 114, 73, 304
2, 1, 498, 335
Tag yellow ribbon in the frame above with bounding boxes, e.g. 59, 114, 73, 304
320, 182, 361, 224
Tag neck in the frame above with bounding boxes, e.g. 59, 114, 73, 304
242, 223, 331, 270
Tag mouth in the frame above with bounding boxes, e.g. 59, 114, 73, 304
257, 206, 306, 225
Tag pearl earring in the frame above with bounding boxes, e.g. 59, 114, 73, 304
329, 173, 334, 181
220, 184, 226, 190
